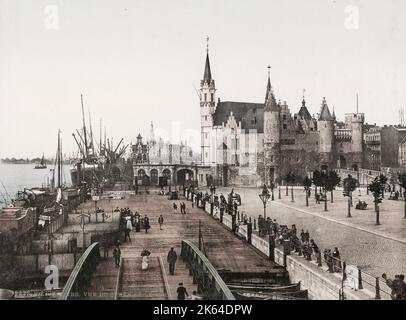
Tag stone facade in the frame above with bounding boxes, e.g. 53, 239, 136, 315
131, 126, 208, 186
199, 50, 367, 186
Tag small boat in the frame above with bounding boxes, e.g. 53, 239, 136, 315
34, 154, 47, 169
233, 289, 308, 300
227, 282, 301, 292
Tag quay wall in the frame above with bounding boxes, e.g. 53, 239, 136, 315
13, 253, 76, 273
188, 196, 375, 300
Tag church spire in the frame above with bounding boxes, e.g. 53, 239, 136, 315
265, 65, 271, 102
264, 66, 278, 111
302, 88, 306, 106
203, 36, 212, 83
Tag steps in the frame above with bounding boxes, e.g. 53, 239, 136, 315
117, 257, 168, 300
86, 257, 119, 300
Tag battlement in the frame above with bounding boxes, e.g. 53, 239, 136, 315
334, 129, 352, 141
345, 113, 365, 124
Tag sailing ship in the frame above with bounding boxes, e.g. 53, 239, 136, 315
34, 154, 47, 169
70, 94, 129, 191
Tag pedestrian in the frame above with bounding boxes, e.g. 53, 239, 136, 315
304, 230, 310, 242
310, 239, 319, 255
398, 275, 406, 300
177, 283, 188, 300
144, 215, 150, 233
113, 245, 121, 268
167, 247, 178, 275
158, 214, 164, 230
141, 248, 151, 271
182, 202, 187, 214
173, 203, 178, 214
332, 247, 342, 272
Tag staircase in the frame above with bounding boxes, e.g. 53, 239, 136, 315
86, 257, 119, 299
117, 257, 168, 300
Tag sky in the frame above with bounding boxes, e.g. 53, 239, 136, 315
0, 0, 405, 158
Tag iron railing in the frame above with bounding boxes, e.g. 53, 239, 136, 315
181, 240, 235, 300
59, 242, 100, 300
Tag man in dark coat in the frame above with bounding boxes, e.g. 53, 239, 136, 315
177, 282, 188, 300
143, 215, 150, 233
167, 247, 178, 275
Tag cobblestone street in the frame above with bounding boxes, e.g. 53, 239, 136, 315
205, 186, 406, 278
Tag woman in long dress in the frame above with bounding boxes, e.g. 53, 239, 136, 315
141, 249, 151, 270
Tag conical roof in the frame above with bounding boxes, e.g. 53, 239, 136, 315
318, 97, 333, 121
203, 52, 212, 83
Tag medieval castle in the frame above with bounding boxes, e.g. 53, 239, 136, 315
199, 48, 366, 186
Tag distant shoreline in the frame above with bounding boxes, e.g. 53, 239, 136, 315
0, 160, 72, 165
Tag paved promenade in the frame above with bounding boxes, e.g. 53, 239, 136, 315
207, 186, 406, 279
86, 192, 280, 299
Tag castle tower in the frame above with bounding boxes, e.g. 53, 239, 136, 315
200, 38, 216, 165
349, 94, 364, 169
263, 66, 281, 184
317, 97, 334, 169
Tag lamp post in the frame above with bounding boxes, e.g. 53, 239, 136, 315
259, 189, 271, 220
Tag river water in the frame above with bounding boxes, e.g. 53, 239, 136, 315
0, 164, 72, 201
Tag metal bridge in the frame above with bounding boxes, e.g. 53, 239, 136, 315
59, 193, 299, 300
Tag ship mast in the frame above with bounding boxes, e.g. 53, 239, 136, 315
57, 129, 61, 188
81, 94, 89, 160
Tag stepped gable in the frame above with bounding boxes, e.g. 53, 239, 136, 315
213, 101, 264, 133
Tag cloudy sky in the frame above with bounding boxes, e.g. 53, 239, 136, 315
0, 0, 405, 158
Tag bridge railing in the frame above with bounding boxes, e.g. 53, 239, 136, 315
181, 240, 235, 300
59, 242, 100, 300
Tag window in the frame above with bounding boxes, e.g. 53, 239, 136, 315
283, 124, 287, 130
205, 116, 208, 121
271, 156, 274, 162
211, 93, 214, 102
283, 115, 286, 120
205, 152, 208, 158
205, 133, 208, 139
204, 93, 207, 102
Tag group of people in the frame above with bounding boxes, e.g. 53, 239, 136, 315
173, 202, 187, 214
382, 273, 406, 300
256, 216, 344, 271
323, 247, 342, 273
117, 207, 151, 242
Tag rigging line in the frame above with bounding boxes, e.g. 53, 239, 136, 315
0, 178, 12, 201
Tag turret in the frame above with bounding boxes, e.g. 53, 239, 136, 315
200, 38, 216, 165
263, 66, 281, 184
317, 97, 334, 167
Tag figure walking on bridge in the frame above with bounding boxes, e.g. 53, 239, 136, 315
113, 245, 121, 268
167, 247, 178, 275
158, 214, 164, 230
177, 283, 188, 300
144, 215, 151, 233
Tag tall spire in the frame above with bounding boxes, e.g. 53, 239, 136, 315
302, 88, 306, 106
265, 65, 271, 102
203, 36, 212, 83
318, 97, 334, 121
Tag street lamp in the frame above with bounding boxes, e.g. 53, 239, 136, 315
259, 187, 271, 220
